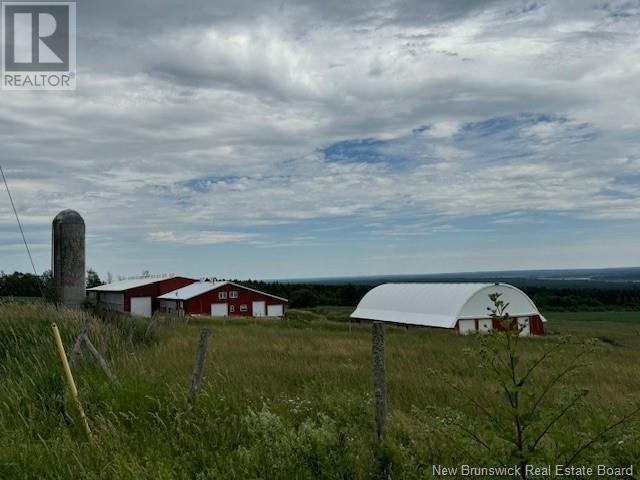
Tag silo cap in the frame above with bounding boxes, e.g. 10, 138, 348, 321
53, 209, 84, 224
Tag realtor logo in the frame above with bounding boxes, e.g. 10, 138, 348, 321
2, 2, 76, 90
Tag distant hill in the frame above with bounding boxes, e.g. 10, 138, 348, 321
278, 267, 640, 289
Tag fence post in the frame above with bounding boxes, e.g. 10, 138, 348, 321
187, 328, 211, 405
68, 332, 85, 371
144, 314, 159, 342
51, 323, 92, 438
372, 321, 387, 440
81, 334, 118, 384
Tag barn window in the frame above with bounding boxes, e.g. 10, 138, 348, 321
218, 291, 227, 300
240, 304, 247, 312
229, 290, 238, 298
230, 305, 235, 313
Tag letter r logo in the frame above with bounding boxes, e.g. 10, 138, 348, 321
13, 12, 64, 64
2, 3, 73, 72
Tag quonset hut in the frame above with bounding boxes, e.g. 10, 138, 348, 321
350, 283, 546, 336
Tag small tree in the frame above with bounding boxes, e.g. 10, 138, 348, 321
41, 269, 59, 303
290, 288, 320, 308
86, 269, 104, 288
447, 293, 639, 479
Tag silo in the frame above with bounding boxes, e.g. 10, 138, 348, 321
52, 210, 85, 308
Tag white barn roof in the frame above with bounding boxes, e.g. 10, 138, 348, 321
350, 283, 546, 328
87, 276, 195, 292
158, 281, 228, 300
158, 281, 288, 302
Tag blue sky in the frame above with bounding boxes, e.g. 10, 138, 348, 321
1, 0, 640, 280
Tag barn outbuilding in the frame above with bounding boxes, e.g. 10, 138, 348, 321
350, 283, 546, 336
157, 281, 287, 318
87, 276, 197, 317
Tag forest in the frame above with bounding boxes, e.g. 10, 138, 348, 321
2, 270, 640, 311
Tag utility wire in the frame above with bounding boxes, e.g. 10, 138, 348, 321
0, 164, 46, 299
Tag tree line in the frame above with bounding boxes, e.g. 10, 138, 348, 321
2, 270, 640, 311
0, 269, 104, 301
239, 280, 640, 310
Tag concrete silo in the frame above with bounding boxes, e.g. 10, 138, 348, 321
52, 210, 85, 308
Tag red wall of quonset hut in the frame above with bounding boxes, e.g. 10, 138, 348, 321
491, 314, 544, 335
456, 315, 544, 335
124, 277, 196, 313
529, 315, 545, 335
183, 284, 286, 316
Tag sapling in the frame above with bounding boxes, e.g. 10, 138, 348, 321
447, 293, 639, 479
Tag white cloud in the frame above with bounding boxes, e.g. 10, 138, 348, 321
149, 230, 257, 245
1, 0, 639, 275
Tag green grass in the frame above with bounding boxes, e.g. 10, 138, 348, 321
544, 310, 640, 323
1, 303, 639, 479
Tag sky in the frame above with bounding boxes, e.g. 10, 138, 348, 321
1, 0, 640, 280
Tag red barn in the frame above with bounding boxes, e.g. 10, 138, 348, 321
87, 276, 197, 317
157, 281, 287, 317
351, 283, 546, 336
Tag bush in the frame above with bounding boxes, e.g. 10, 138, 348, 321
290, 289, 320, 308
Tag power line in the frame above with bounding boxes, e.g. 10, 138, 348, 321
0, 164, 46, 298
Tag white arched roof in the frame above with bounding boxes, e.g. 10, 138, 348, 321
350, 283, 546, 328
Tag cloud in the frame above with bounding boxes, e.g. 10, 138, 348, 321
1, 0, 639, 276
149, 230, 257, 245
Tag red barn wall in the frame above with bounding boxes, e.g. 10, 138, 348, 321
123, 277, 196, 313
490, 315, 544, 335
454, 315, 545, 336
529, 314, 544, 335
184, 284, 286, 316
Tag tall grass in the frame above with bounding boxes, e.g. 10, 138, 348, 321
0, 303, 638, 479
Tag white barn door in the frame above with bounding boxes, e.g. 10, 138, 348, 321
211, 303, 228, 317
131, 297, 152, 317
267, 304, 283, 317
458, 319, 476, 335
252, 301, 266, 317
478, 319, 493, 333
518, 317, 531, 336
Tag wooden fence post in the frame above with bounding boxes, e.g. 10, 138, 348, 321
51, 324, 92, 438
81, 334, 118, 384
372, 321, 387, 440
144, 314, 159, 342
187, 328, 211, 405
68, 332, 85, 371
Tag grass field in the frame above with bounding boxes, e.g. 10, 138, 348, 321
1, 303, 639, 479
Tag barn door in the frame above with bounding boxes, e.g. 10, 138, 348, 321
211, 303, 228, 317
267, 304, 283, 317
518, 317, 531, 336
131, 297, 152, 317
478, 319, 493, 333
252, 301, 266, 317
458, 319, 476, 335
